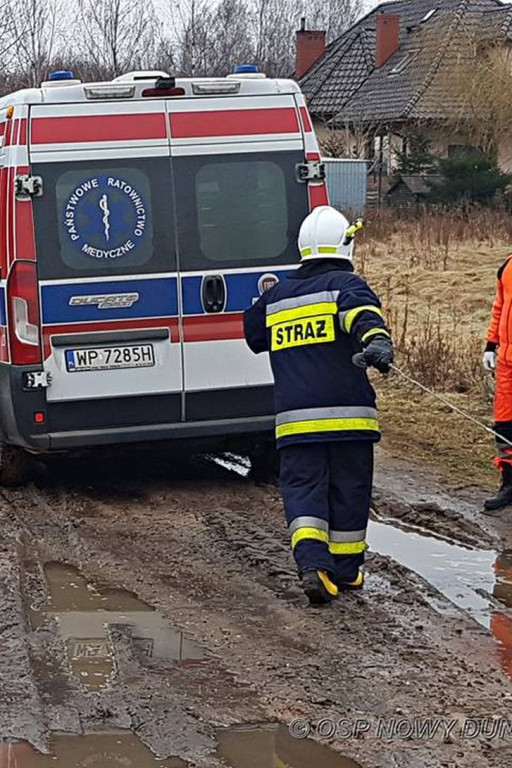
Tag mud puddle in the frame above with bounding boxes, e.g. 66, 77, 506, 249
0, 725, 361, 768
368, 517, 512, 682
218, 723, 362, 767
31, 563, 205, 688
368, 519, 497, 625
0, 732, 188, 766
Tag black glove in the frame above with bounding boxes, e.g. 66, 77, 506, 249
353, 337, 394, 373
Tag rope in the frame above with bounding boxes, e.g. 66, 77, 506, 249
390, 363, 512, 449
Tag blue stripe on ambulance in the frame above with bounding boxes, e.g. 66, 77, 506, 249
40, 277, 179, 324
181, 269, 292, 315
0, 286, 6, 325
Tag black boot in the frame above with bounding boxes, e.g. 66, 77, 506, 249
483, 465, 512, 513
301, 570, 338, 605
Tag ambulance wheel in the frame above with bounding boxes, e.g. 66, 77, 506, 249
249, 443, 279, 484
0, 444, 30, 486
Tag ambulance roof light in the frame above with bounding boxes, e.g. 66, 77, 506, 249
228, 63, 266, 79
48, 70, 75, 81
233, 64, 259, 74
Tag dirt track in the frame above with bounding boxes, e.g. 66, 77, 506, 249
1, 446, 512, 768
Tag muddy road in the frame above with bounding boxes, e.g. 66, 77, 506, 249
1, 447, 512, 768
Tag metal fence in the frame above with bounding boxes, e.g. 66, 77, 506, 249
323, 158, 367, 215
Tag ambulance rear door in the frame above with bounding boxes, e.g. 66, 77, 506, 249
168, 94, 310, 424
29, 101, 183, 431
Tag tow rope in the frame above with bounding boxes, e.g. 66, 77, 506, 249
390, 364, 512, 449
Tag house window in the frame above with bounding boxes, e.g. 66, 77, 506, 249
389, 51, 418, 75
421, 9, 438, 23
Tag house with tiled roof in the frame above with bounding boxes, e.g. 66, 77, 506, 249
297, 0, 512, 178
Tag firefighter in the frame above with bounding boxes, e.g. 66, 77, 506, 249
483, 254, 512, 512
244, 206, 393, 605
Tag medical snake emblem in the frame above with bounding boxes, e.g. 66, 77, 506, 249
99, 193, 110, 242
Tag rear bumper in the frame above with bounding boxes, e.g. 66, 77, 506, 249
0, 364, 275, 452
29, 415, 275, 450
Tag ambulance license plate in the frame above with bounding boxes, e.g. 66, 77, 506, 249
65, 344, 155, 372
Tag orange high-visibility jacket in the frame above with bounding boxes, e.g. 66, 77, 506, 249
487, 256, 512, 364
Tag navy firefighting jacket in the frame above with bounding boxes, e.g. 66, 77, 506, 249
243, 259, 390, 449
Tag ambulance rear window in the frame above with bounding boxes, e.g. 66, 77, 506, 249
32, 158, 176, 280
175, 151, 308, 270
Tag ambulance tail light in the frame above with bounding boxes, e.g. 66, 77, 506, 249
142, 77, 185, 97
7, 261, 41, 365
142, 86, 185, 97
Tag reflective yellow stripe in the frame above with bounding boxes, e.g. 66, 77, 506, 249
299, 246, 338, 257
291, 527, 329, 549
329, 541, 368, 555
361, 327, 391, 344
276, 418, 379, 440
266, 302, 338, 327
343, 305, 383, 333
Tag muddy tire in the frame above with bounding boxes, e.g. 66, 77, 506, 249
249, 442, 279, 484
0, 444, 30, 486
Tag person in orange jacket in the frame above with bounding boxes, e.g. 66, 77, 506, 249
483, 255, 512, 511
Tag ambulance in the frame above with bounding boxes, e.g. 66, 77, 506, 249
0, 66, 328, 482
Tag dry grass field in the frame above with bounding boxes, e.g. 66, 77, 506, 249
357, 207, 512, 488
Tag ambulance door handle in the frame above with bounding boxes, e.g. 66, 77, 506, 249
202, 275, 226, 313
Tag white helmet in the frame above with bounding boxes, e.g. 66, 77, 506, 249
298, 205, 355, 262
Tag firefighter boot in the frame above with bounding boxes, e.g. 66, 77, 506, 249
301, 570, 339, 605
337, 569, 365, 591
484, 464, 512, 513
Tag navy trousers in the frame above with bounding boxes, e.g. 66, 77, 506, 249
279, 441, 373, 583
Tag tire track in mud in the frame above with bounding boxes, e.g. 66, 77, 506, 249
0, 455, 511, 767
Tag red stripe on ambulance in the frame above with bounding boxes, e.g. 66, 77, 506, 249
7, 168, 15, 266
14, 166, 36, 261
18, 119, 27, 146
170, 108, 300, 139
0, 169, 8, 274
0, 327, 8, 363
183, 313, 244, 342
299, 107, 313, 133
31, 114, 168, 144
306, 152, 329, 209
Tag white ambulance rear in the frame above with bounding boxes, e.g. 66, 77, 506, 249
0, 66, 328, 482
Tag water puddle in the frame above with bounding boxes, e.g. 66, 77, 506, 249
491, 551, 512, 679
217, 723, 362, 767
368, 519, 497, 626
31, 563, 205, 688
0, 725, 360, 768
0, 732, 188, 766
368, 517, 512, 682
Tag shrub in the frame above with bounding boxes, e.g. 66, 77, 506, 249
430, 150, 511, 205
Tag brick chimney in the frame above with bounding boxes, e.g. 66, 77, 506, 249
295, 17, 326, 79
375, 13, 400, 68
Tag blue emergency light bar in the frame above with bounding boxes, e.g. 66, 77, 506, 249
233, 64, 259, 74
48, 70, 76, 81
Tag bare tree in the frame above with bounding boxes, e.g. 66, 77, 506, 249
78, 0, 159, 79
207, 0, 253, 77
2, 0, 59, 87
308, 0, 362, 42
168, 0, 210, 76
